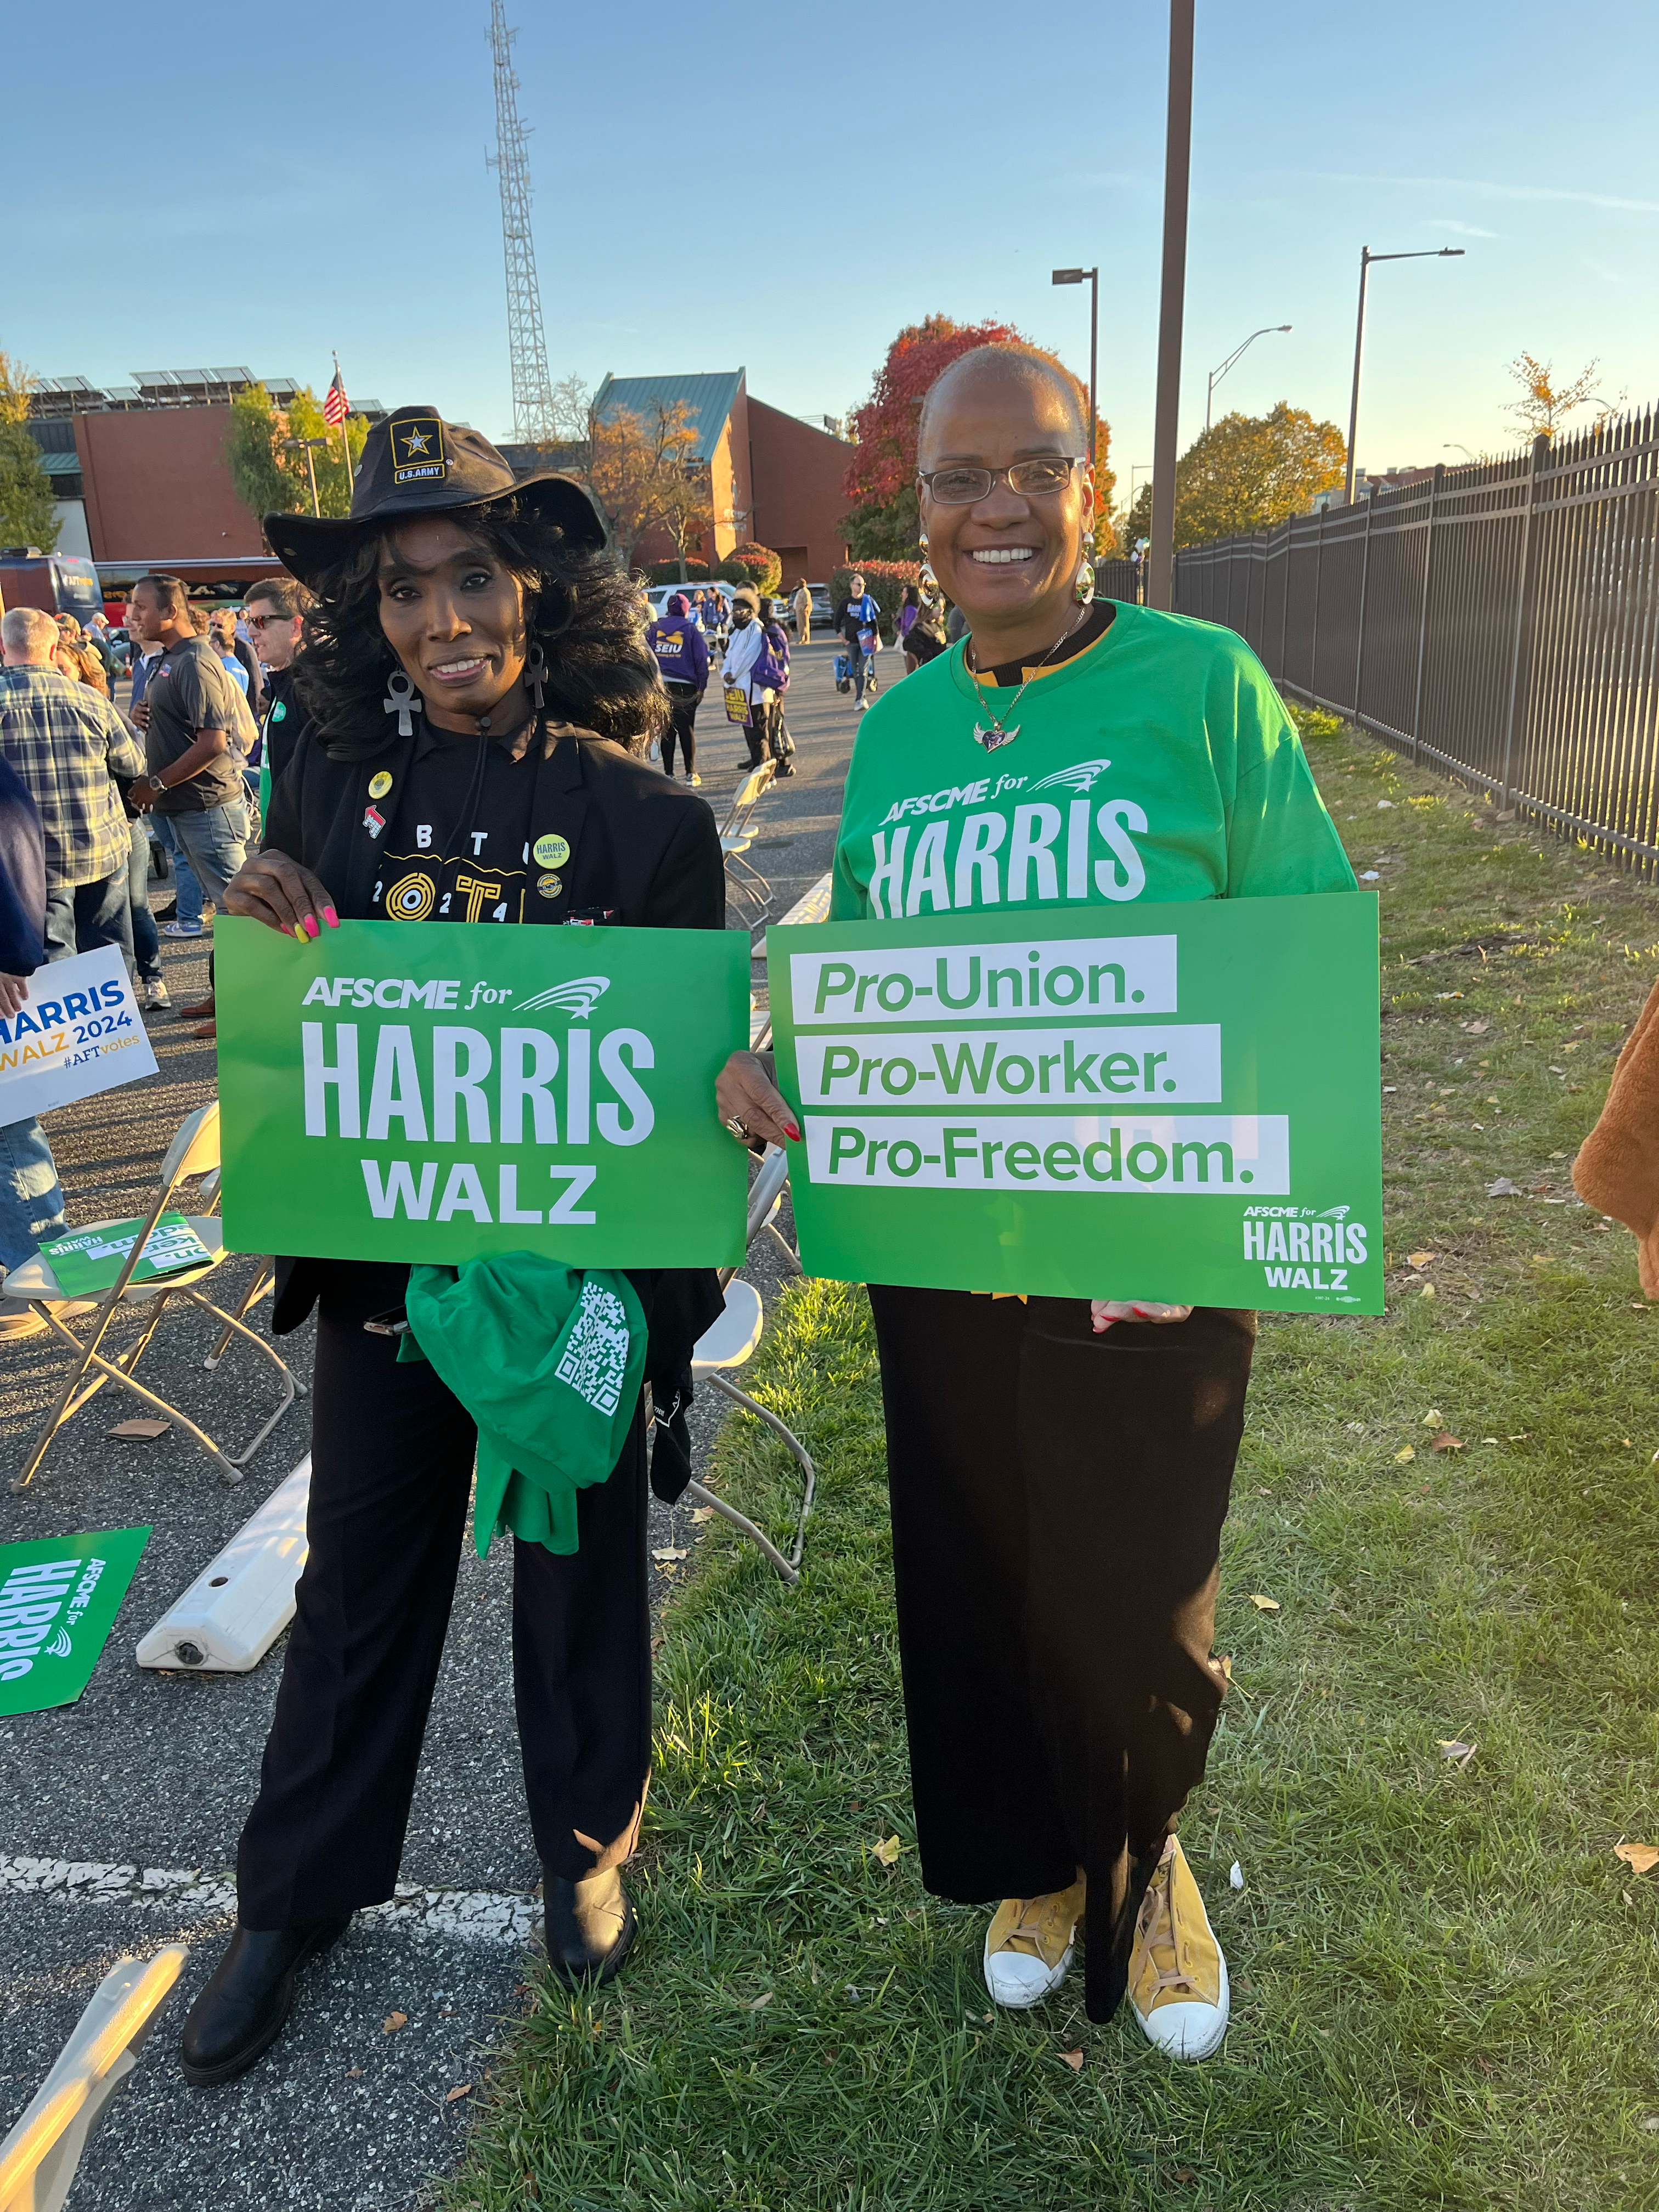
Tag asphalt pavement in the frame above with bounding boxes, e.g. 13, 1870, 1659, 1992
0, 637, 862, 2210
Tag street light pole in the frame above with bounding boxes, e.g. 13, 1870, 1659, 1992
1205, 324, 1292, 432
1051, 266, 1099, 482
1345, 246, 1464, 505
1148, 0, 1194, 613
283, 436, 329, 519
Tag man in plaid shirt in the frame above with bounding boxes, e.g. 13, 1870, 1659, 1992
0, 606, 144, 962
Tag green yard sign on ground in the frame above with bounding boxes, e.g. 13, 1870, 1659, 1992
0, 1527, 151, 1717
216, 918, 750, 1268
768, 894, 1384, 1312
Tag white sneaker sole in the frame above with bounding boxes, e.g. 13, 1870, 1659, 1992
984, 1934, 1074, 2008
1132, 1946, 1230, 2059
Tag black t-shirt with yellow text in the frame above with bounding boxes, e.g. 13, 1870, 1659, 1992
365, 724, 562, 926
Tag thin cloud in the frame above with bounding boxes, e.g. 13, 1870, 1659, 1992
1429, 219, 1500, 239
1308, 170, 1659, 216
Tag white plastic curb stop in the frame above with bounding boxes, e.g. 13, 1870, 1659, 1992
135, 1456, 311, 1673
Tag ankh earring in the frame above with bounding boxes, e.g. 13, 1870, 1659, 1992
918, 531, 940, 598
382, 669, 422, 736
524, 642, 548, 710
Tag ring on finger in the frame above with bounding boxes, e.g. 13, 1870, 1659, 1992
725, 1114, 751, 1141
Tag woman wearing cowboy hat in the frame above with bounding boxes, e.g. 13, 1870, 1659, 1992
179, 407, 725, 2087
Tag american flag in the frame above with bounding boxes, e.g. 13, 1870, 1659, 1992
323, 364, 349, 427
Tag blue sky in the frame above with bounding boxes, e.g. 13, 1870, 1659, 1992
7, 0, 1654, 503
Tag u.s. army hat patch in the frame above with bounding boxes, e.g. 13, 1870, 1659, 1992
391, 416, 447, 486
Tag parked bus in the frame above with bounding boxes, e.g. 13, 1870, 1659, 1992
0, 548, 105, 627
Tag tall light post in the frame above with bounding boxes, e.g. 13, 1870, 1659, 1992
283, 436, 329, 518
1206, 324, 1291, 432
1051, 266, 1099, 480
1345, 246, 1464, 505
1148, 0, 1194, 612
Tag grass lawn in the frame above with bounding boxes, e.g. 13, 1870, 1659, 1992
446, 716, 1659, 2211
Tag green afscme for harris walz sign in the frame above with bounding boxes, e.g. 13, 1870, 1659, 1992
215, 917, 751, 1267
767, 894, 1384, 1312
0, 1527, 151, 1718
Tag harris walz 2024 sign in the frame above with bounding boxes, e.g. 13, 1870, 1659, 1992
768, 894, 1383, 1313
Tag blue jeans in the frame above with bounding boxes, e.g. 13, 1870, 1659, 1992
0, 1116, 65, 1274
160, 798, 249, 911
44, 867, 134, 967
151, 811, 204, 928
128, 817, 161, 983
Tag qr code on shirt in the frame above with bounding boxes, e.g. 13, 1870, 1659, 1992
555, 1279, 632, 1416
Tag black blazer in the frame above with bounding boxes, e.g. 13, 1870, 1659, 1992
261, 716, 726, 1358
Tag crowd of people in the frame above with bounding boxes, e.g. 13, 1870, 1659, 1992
1, 347, 1365, 2094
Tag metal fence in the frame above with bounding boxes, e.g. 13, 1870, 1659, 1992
1171, 405, 1659, 870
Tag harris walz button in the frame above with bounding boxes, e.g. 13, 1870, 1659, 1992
533, 833, 571, 869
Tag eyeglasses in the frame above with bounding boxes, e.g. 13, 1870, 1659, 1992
917, 456, 1082, 504
243, 611, 289, 631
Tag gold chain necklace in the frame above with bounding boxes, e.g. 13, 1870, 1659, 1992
964, 607, 1088, 753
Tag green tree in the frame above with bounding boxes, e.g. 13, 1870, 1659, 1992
0, 353, 60, 552
1125, 404, 1347, 550
227, 382, 368, 526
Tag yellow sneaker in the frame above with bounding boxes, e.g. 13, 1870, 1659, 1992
982, 1875, 1086, 2008
1127, 1836, 1229, 2059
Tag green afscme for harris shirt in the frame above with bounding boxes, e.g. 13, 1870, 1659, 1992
830, 601, 1356, 923
780, 603, 1380, 1313
0, 1526, 151, 1717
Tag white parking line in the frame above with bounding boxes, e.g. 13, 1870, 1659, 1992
0, 1855, 538, 1947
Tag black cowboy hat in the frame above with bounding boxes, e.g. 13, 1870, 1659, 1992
264, 405, 608, 585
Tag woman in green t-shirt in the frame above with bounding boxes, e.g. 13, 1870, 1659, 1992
718, 345, 1355, 2057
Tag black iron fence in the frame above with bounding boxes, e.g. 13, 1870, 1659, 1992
1170, 407, 1659, 870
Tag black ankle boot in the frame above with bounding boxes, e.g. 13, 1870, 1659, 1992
543, 1867, 635, 1988
179, 1917, 350, 2086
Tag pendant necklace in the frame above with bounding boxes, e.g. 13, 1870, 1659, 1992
966, 606, 1088, 753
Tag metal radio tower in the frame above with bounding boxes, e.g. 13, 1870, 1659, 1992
487, 1, 556, 446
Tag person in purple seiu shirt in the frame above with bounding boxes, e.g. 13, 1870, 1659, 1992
646, 593, 710, 785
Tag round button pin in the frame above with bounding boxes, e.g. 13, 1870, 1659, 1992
533, 833, 571, 868
368, 771, 393, 799
536, 871, 563, 899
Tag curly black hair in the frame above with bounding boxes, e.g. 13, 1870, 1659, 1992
293, 494, 668, 759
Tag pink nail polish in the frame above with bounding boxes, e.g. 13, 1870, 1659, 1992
305, 916, 320, 938
324, 906, 340, 928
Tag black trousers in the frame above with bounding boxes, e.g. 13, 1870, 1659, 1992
236, 1262, 651, 1927
866, 1287, 1255, 2024
661, 685, 698, 777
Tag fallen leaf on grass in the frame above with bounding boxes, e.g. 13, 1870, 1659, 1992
1229, 1861, 1245, 1891
1487, 1177, 1522, 1197
652, 1547, 689, 1563
1421, 1408, 1444, 1425
1468, 1019, 1491, 1035
383, 2012, 408, 2034
1417, 1282, 1437, 1297
1408, 1255, 1436, 1272
872, 1835, 902, 1866
1437, 1740, 1477, 1767
444, 2084, 471, 2103
1431, 1431, 1465, 1452
1060, 2047, 1085, 2070
1249, 1594, 1280, 1612
690, 1506, 716, 1522
748, 1990, 774, 2010
1395, 1446, 1417, 1464
1615, 1841, 1659, 1875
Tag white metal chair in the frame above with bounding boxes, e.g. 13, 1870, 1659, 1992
684, 1147, 815, 1586
0, 1946, 187, 2212
751, 868, 833, 961
716, 759, 777, 922
5, 1102, 301, 1494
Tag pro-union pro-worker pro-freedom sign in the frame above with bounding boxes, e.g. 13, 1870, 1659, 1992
216, 917, 751, 1268
768, 894, 1384, 1313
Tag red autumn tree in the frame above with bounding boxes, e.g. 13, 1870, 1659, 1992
842, 313, 1115, 561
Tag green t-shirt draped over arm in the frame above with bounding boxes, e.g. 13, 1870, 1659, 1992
830, 602, 1355, 923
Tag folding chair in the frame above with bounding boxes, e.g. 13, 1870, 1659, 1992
716, 759, 777, 923
5, 1102, 301, 1494
684, 1146, 816, 1586
0, 1946, 187, 2212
